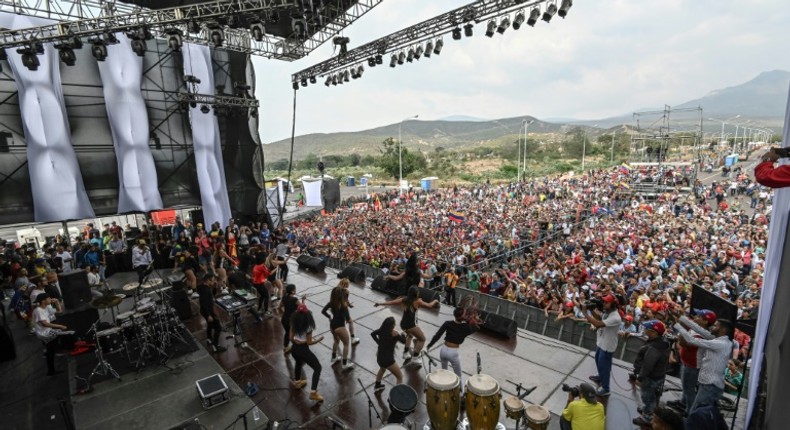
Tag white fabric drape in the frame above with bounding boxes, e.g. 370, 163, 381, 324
2, 13, 95, 222
97, 33, 163, 213
182, 43, 232, 228
302, 180, 323, 207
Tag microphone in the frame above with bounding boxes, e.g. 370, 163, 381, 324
325, 415, 350, 430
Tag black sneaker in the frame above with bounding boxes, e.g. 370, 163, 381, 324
589, 375, 601, 384
374, 382, 385, 393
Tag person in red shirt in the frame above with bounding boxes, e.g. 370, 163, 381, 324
755, 147, 790, 188
252, 253, 273, 316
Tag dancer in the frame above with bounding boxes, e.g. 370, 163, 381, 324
383, 252, 421, 296
374, 286, 439, 367
279, 283, 299, 353
290, 302, 325, 403
197, 273, 226, 353
251, 252, 273, 316
426, 307, 479, 386
338, 278, 361, 345
265, 252, 283, 301
322, 287, 355, 370
371, 316, 406, 392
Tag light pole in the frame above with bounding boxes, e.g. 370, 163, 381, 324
581, 124, 597, 172
709, 115, 740, 147
398, 114, 418, 190
610, 129, 617, 166
522, 119, 534, 180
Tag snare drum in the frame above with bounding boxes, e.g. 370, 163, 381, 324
465, 374, 501, 430
504, 396, 526, 420
96, 327, 124, 353
525, 405, 550, 430
425, 370, 461, 430
136, 302, 155, 314
387, 384, 418, 424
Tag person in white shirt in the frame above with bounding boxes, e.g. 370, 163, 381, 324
55, 246, 73, 271
32, 293, 68, 376
132, 240, 154, 285
581, 293, 622, 396
676, 318, 734, 412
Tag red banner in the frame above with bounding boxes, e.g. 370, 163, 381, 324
151, 210, 177, 226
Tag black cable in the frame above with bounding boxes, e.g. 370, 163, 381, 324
281, 88, 298, 225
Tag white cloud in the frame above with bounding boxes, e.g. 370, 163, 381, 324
255, 0, 790, 143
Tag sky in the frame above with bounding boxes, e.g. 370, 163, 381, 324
252, 0, 790, 143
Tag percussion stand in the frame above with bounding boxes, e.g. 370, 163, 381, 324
134, 319, 169, 372
225, 306, 251, 349
87, 321, 122, 386
505, 379, 537, 430
357, 378, 384, 429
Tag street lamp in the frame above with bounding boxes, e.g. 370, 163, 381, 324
398, 114, 418, 190
581, 124, 597, 172
522, 119, 534, 180
708, 115, 740, 146
610, 129, 617, 166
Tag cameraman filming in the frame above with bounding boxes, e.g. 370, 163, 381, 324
561, 382, 605, 430
631, 320, 670, 427
580, 294, 621, 396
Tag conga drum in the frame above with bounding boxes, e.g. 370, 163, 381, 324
388, 384, 418, 424
503, 396, 526, 420
425, 370, 461, 430
465, 374, 501, 430
525, 405, 550, 430
379, 425, 408, 430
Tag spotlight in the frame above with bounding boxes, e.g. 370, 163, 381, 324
200, 104, 211, 114
375, 54, 383, 65
406, 48, 414, 63
91, 42, 108, 61
390, 54, 397, 67
497, 16, 511, 34
292, 80, 299, 90
433, 39, 443, 55
343, 70, 350, 82
131, 39, 146, 57
165, 29, 183, 51
17, 47, 39, 71
151, 132, 161, 150
250, 22, 265, 42
336, 72, 343, 85
309, 76, 317, 84
558, 0, 573, 18
415, 46, 423, 60
209, 27, 225, 47
29, 39, 44, 54
70, 34, 83, 49
397, 51, 405, 65
486, 20, 496, 37
351, 68, 358, 79
527, 8, 540, 26
103, 32, 119, 45
464, 23, 474, 37
513, 11, 526, 30
58, 47, 77, 66
325, 76, 332, 86
424, 41, 433, 58
542, 3, 557, 22
357, 65, 364, 77
331, 75, 338, 86
452, 27, 462, 40
368, 57, 376, 67
187, 21, 201, 34
300, 78, 307, 87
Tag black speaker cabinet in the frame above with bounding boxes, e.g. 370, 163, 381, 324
58, 270, 92, 310
170, 288, 193, 320
416, 287, 441, 304
479, 310, 517, 339
338, 266, 365, 283
296, 254, 326, 273
371, 275, 388, 292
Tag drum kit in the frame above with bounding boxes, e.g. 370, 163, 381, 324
82, 276, 189, 387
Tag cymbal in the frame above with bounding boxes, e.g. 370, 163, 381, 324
122, 283, 140, 291
141, 279, 163, 289
91, 295, 123, 309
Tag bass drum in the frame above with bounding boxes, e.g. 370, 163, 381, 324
425, 369, 461, 430
465, 374, 501, 430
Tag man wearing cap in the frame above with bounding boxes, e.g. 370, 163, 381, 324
132, 240, 153, 285
32, 293, 68, 375
632, 320, 671, 426
582, 293, 621, 396
560, 382, 605, 430
669, 308, 716, 413
675, 317, 734, 412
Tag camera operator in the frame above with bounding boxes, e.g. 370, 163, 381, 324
560, 382, 605, 430
580, 294, 621, 396
755, 147, 790, 188
631, 320, 670, 427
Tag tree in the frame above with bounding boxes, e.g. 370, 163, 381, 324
562, 127, 586, 158
349, 153, 361, 166
267, 158, 290, 171
376, 137, 426, 179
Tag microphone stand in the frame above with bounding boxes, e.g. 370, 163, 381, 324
357, 378, 383, 428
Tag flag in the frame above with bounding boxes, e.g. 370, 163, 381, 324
619, 163, 631, 174
448, 211, 466, 223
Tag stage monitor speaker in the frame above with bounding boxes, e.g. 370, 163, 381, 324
417, 287, 441, 304
59, 270, 92, 310
56, 308, 100, 339
0, 324, 16, 361
170, 288, 193, 320
371, 275, 388, 292
338, 266, 365, 283
479, 309, 517, 339
296, 254, 325, 273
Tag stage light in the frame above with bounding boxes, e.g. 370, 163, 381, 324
150, 132, 161, 150
542, 3, 557, 22
336, 72, 344, 85
188, 21, 201, 34
30, 39, 44, 54
464, 23, 474, 37
415, 46, 423, 60
269, 11, 280, 24
210, 27, 225, 47
343, 70, 350, 82
351, 68, 358, 79
332, 75, 338, 85
368, 57, 376, 67
325, 76, 332, 86
300, 78, 307, 87
200, 104, 211, 114
250, 22, 265, 42
558, 0, 573, 18
103, 32, 119, 45
498, 16, 511, 34
513, 11, 526, 30
390, 54, 397, 67
292, 80, 299, 89
357, 65, 364, 77
433, 39, 443, 55
424, 41, 433, 58
17, 47, 39, 71
131, 39, 146, 57
486, 20, 496, 37
70, 34, 84, 49
165, 29, 183, 51
309, 76, 317, 84
406, 48, 414, 63
452, 27, 462, 40
333, 36, 350, 55
58, 47, 77, 66
527, 8, 540, 26
91, 42, 108, 61
376, 54, 383, 65
397, 51, 405, 65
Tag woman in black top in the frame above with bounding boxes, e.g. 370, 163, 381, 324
426, 307, 479, 385
279, 284, 299, 353
371, 316, 406, 392
375, 285, 439, 367
322, 287, 354, 370
290, 302, 325, 403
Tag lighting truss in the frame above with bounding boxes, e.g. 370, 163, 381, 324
292, 0, 559, 86
177, 92, 260, 110
0, 0, 384, 61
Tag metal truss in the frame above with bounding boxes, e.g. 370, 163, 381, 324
0, 0, 141, 21
292, 0, 558, 83
177, 92, 260, 110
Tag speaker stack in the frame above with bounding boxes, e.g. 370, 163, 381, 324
337, 265, 365, 283
478, 309, 517, 339
296, 254, 326, 273
58, 269, 92, 310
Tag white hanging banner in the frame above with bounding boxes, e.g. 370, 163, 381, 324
182, 43, 232, 229
2, 13, 94, 222
97, 33, 163, 213
302, 179, 323, 207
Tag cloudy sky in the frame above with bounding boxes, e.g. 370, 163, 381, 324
252, 0, 790, 143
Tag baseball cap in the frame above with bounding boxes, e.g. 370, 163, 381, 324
693, 308, 717, 325
624, 315, 634, 322
579, 383, 597, 404
642, 319, 666, 335
601, 294, 617, 304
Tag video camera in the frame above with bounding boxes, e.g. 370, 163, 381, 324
584, 297, 604, 311
561, 383, 580, 397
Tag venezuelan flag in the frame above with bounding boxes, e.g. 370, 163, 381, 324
448, 211, 466, 223
619, 163, 631, 174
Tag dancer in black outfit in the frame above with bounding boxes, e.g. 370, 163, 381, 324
322, 287, 355, 370
290, 302, 325, 402
279, 284, 299, 353
371, 316, 406, 392
427, 307, 480, 388
375, 285, 439, 367
197, 273, 226, 352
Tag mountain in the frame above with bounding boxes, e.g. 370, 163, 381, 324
675, 70, 790, 118
439, 115, 489, 122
